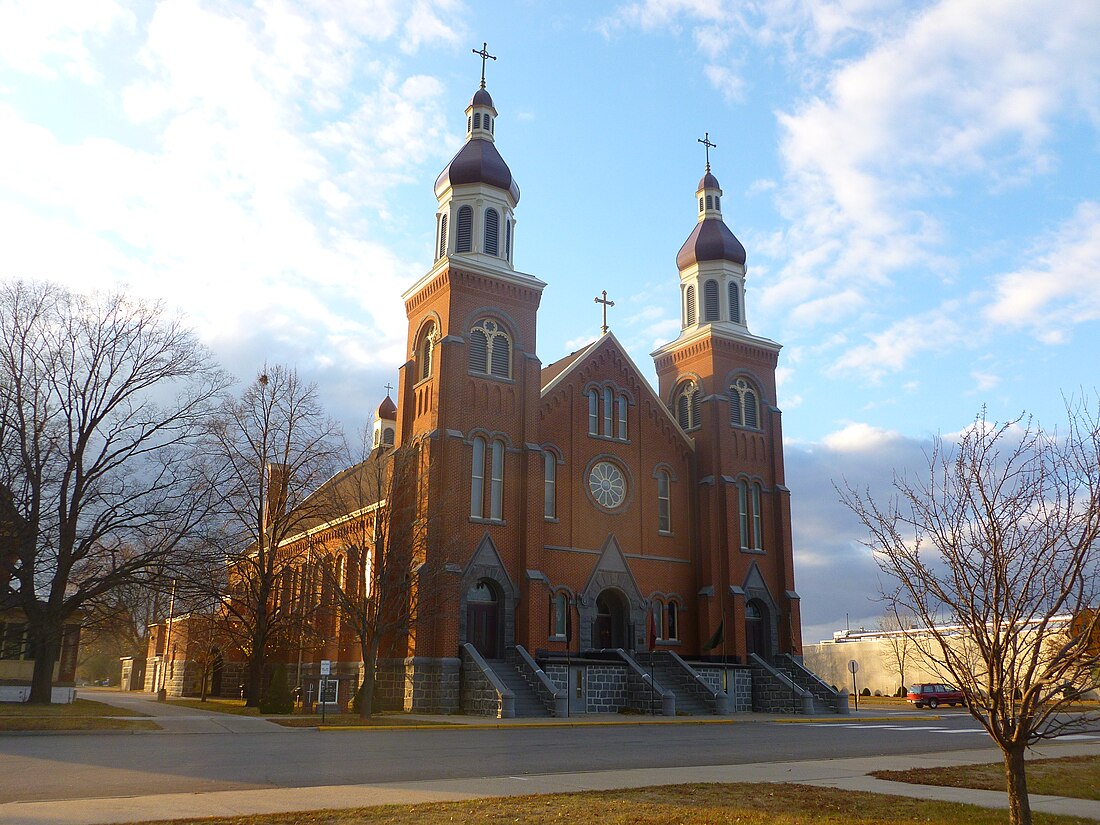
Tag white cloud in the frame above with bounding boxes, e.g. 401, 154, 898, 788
830, 304, 964, 379
0, 0, 133, 82
822, 421, 901, 452
986, 201, 1100, 336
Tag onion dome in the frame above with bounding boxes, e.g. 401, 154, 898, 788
433, 85, 521, 204
377, 394, 397, 420
676, 171, 746, 269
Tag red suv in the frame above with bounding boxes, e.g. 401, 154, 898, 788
907, 683, 965, 709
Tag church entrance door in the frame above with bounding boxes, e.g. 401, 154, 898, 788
745, 600, 769, 660
594, 589, 628, 650
466, 579, 500, 659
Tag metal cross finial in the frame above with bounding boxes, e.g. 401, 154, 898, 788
698, 131, 717, 172
594, 290, 615, 336
472, 42, 496, 89
384, 382, 394, 396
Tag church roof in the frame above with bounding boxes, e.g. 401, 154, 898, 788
676, 218, 747, 269
698, 171, 720, 191
540, 346, 591, 388
434, 139, 521, 203
471, 87, 494, 107
377, 394, 397, 419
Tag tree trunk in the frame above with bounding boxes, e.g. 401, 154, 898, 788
28, 623, 61, 704
358, 638, 380, 721
1004, 744, 1032, 825
246, 648, 266, 706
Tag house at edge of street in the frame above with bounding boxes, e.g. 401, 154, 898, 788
144, 67, 846, 718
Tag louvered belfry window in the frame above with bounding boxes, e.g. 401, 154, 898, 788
474, 113, 482, 129
685, 285, 697, 326
505, 220, 512, 259
677, 395, 690, 430
703, 279, 719, 322
484, 208, 500, 256
699, 196, 704, 213
456, 205, 473, 253
731, 378, 760, 429
469, 318, 511, 378
438, 213, 448, 259
729, 281, 740, 323
676, 383, 698, 430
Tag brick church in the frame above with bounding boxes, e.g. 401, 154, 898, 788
147, 59, 842, 717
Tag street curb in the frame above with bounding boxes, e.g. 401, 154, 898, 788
317, 718, 745, 732
774, 715, 941, 724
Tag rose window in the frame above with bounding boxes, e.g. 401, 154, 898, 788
588, 461, 626, 509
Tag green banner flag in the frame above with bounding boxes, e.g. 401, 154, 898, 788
703, 620, 724, 651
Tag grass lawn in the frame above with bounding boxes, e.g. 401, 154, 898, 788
0, 698, 158, 732
873, 756, 1100, 801
126, 783, 1096, 825
165, 697, 266, 716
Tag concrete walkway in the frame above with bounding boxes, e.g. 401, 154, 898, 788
79, 690, 294, 735
1, 725, 1097, 824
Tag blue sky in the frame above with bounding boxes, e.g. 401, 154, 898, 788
2, 0, 1098, 645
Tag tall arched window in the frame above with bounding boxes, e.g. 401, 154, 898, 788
470, 437, 486, 519
752, 483, 763, 551
703, 279, 719, 322
455, 205, 473, 253
667, 602, 678, 640
617, 394, 628, 440
730, 378, 760, 429
656, 470, 671, 533
737, 479, 763, 551
729, 281, 740, 323
675, 382, 700, 430
382, 427, 394, 446
418, 322, 437, 380
489, 440, 504, 520
484, 208, 500, 256
652, 601, 664, 641
543, 450, 556, 519
505, 219, 512, 259
468, 318, 511, 378
551, 591, 568, 637
438, 213, 448, 259
685, 285, 697, 326
738, 480, 750, 550
588, 389, 599, 434
602, 386, 613, 436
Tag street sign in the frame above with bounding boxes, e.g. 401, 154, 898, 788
847, 659, 859, 674
320, 659, 331, 676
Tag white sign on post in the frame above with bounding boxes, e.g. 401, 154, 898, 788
320, 659, 331, 676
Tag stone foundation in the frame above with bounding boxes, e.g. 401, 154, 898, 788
404, 656, 460, 714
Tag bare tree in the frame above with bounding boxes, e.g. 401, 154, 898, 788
206, 365, 341, 706
877, 610, 917, 696
0, 279, 225, 703
841, 404, 1100, 825
315, 435, 436, 719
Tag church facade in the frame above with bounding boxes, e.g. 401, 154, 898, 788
146, 67, 837, 717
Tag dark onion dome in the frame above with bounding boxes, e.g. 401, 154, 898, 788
377, 394, 397, 419
434, 139, 521, 204
471, 87, 494, 107
676, 219, 747, 269
698, 171, 721, 191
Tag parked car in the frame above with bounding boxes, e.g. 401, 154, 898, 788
907, 683, 964, 708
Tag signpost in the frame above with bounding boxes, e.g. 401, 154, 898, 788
847, 659, 860, 711
319, 660, 331, 723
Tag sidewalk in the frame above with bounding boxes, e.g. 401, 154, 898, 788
1, 739, 1097, 824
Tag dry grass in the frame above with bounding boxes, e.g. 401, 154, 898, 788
0, 697, 158, 731
125, 783, 1096, 825
874, 755, 1100, 801
164, 697, 266, 716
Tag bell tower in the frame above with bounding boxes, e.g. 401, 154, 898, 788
651, 139, 802, 663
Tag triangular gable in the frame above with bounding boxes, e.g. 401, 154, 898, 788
740, 561, 777, 613
581, 534, 643, 609
460, 533, 518, 598
541, 332, 693, 448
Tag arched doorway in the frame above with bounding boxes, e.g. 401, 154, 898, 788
745, 600, 770, 660
594, 589, 629, 649
466, 579, 501, 659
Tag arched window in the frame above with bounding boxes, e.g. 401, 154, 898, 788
652, 601, 664, 641
484, 208, 500, 256
505, 219, 512, 259
438, 213, 448, 260
382, 427, 395, 446
675, 382, 701, 431
602, 386, 613, 436
418, 322, 437, 380
473, 112, 482, 129
698, 196, 704, 213
703, 279, 719, 322
667, 602, 678, 640
470, 436, 486, 518
550, 591, 568, 637
489, 439, 504, 520
685, 285, 697, 326
468, 318, 511, 378
728, 281, 740, 323
715, 196, 720, 210
657, 469, 671, 533
706, 194, 714, 209
588, 389, 599, 434
617, 393, 628, 440
737, 480, 750, 550
455, 205, 473, 253
752, 483, 763, 550
543, 450, 556, 519
730, 378, 760, 429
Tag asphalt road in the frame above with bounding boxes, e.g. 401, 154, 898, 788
0, 707, 1030, 804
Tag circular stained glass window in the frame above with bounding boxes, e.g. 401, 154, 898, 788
589, 461, 626, 509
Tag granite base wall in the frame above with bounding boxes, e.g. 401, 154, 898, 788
460, 648, 505, 717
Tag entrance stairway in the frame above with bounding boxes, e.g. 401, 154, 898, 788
634, 652, 725, 715
485, 659, 550, 717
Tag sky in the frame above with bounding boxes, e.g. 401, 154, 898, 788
2, 0, 1099, 646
